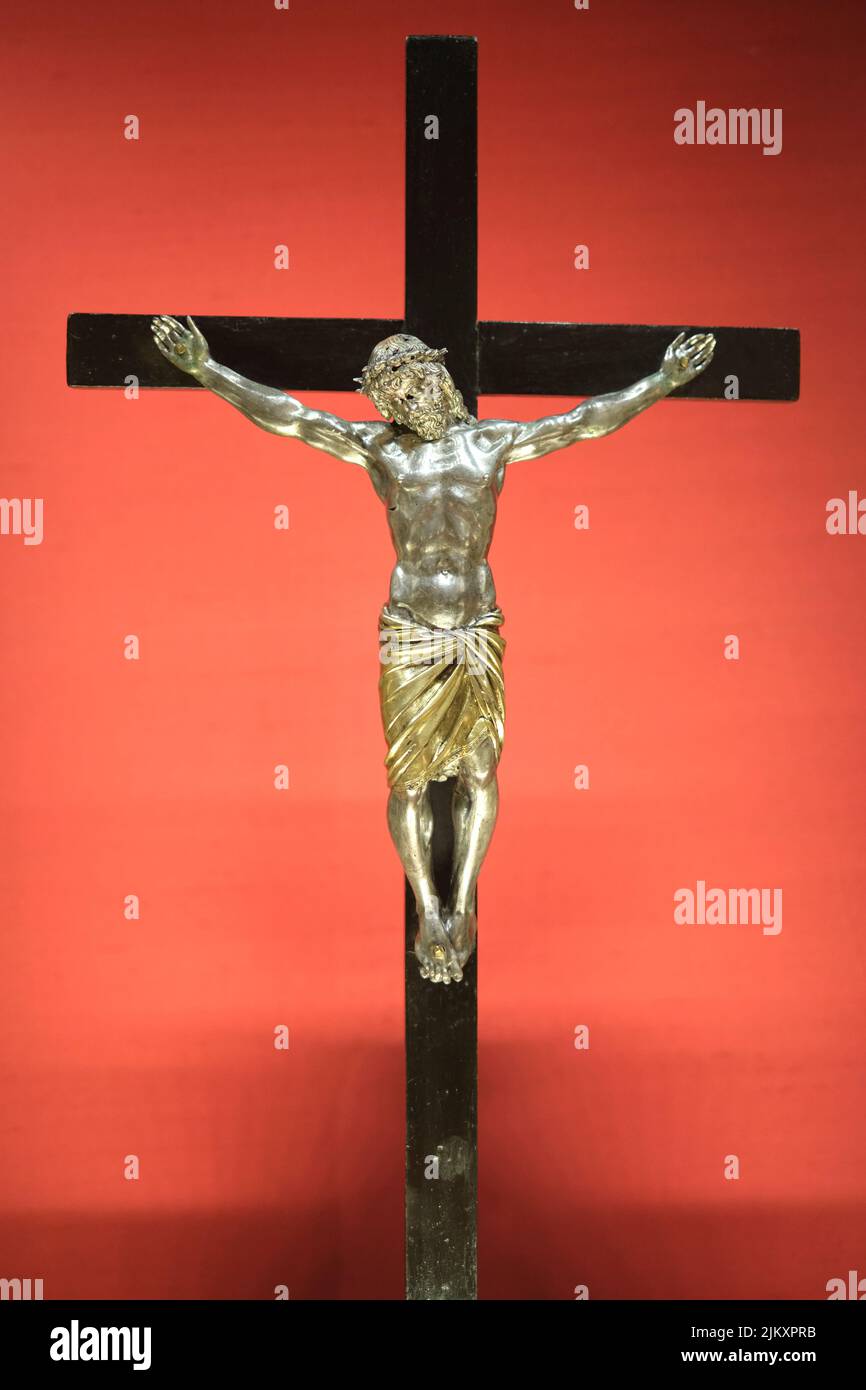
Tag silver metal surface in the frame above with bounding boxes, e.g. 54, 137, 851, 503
152, 316, 714, 983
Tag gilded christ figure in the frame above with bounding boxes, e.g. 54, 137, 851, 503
151, 317, 715, 985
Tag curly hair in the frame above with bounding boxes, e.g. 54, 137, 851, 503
363, 362, 473, 429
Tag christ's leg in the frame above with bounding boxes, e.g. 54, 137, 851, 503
447, 736, 499, 967
387, 783, 462, 984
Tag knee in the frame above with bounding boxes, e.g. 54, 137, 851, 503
388, 782, 433, 843
459, 740, 498, 791
388, 782, 428, 819
391, 782, 423, 807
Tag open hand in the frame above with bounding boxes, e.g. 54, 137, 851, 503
151, 315, 209, 376
661, 331, 715, 387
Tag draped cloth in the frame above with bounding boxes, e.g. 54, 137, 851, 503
378, 605, 506, 793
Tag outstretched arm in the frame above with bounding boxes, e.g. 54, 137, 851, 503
504, 331, 715, 464
151, 315, 382, 468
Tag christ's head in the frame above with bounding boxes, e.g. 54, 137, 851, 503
354, 334, 473, 441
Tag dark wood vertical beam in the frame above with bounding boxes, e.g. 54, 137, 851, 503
404, 35, 478, 411
404, 780, 477, 1300
403, 34, 479, 1302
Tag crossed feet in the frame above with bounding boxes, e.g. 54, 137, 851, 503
415, 900, 478, 984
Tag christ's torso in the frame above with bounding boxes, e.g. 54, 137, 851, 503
367, 421, 509, 629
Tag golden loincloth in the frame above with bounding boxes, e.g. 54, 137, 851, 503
378, 605, 505, 793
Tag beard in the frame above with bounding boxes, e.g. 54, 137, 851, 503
367, 366, 473, 440
391, 401, 452, 441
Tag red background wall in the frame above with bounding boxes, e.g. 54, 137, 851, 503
1, 0, 864, 1299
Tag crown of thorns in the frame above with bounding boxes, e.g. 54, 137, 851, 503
353, 338, 449, 395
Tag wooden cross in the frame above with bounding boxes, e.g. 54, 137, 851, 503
66, 34, 800, 1301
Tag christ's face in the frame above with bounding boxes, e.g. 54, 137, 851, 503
377, 361, 457, 441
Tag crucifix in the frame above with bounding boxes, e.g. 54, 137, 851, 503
67, 34, 800, 1301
